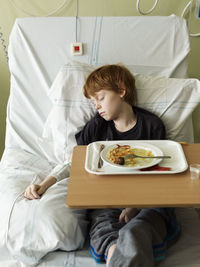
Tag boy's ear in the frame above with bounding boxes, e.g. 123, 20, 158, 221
119, 88, 126, 98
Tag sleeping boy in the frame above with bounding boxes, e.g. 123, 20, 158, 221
24, 64, 180, 267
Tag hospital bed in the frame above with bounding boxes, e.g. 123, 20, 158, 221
0, 15, 200, 267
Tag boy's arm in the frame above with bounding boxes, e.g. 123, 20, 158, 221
75, 115, 98, 145
24, 162, 71, 200
40, 175, 57, 190
152, 119, 166, 140
48, 162, 71, 181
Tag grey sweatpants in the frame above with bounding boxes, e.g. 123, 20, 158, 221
89, 208, 180, 267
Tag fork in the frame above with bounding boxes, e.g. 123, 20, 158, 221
124, 154, 171, 159
117, 154, 171, 165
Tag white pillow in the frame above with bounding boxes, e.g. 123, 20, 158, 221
39, 61, 96, 163
39, 61, 200, 164
135, 74, 200, 142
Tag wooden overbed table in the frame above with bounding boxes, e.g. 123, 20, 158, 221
66, 143, 200, 209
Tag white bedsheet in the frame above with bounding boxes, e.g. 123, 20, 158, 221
1, 148, 200, 267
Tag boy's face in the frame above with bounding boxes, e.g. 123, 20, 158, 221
90, 89, 125, 121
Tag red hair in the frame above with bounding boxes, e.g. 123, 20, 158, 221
83, 64, 137, 105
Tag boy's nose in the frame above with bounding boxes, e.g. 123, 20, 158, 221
95, 102, 101, 110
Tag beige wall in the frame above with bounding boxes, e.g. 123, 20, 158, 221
0, 0, 200, 157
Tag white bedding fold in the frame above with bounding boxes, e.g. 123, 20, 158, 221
0, 148, 88, 265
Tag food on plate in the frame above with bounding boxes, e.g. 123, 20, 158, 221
106, 144, 155, 167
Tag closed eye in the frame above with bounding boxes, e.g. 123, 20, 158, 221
98, 96, 104, 101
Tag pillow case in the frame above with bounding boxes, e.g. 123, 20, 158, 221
38, 61, 96, 163
135, 74, 200, 142
39, 61, 200, 164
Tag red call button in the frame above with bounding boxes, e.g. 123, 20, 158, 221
74, 46, 80, 52
71, 42, 83, 55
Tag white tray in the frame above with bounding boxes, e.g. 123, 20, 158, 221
85, 140, 188, 175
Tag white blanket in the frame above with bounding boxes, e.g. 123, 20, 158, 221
1, 149, 200, 266
0, 149, 88, 265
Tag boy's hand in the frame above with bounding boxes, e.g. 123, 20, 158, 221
119, 208, 139, 223
24, 176, 57, 200
24, 184, 46, 200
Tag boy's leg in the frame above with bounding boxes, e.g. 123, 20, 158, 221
106, 243, 117, 266
108, 208, 180, 267
89, 208, 125, 263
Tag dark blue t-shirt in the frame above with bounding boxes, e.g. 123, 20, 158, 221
75, 106, 166, 145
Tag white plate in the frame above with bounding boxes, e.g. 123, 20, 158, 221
101, 142, 163, 170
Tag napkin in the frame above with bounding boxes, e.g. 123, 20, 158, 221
90, 142, 104, 171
